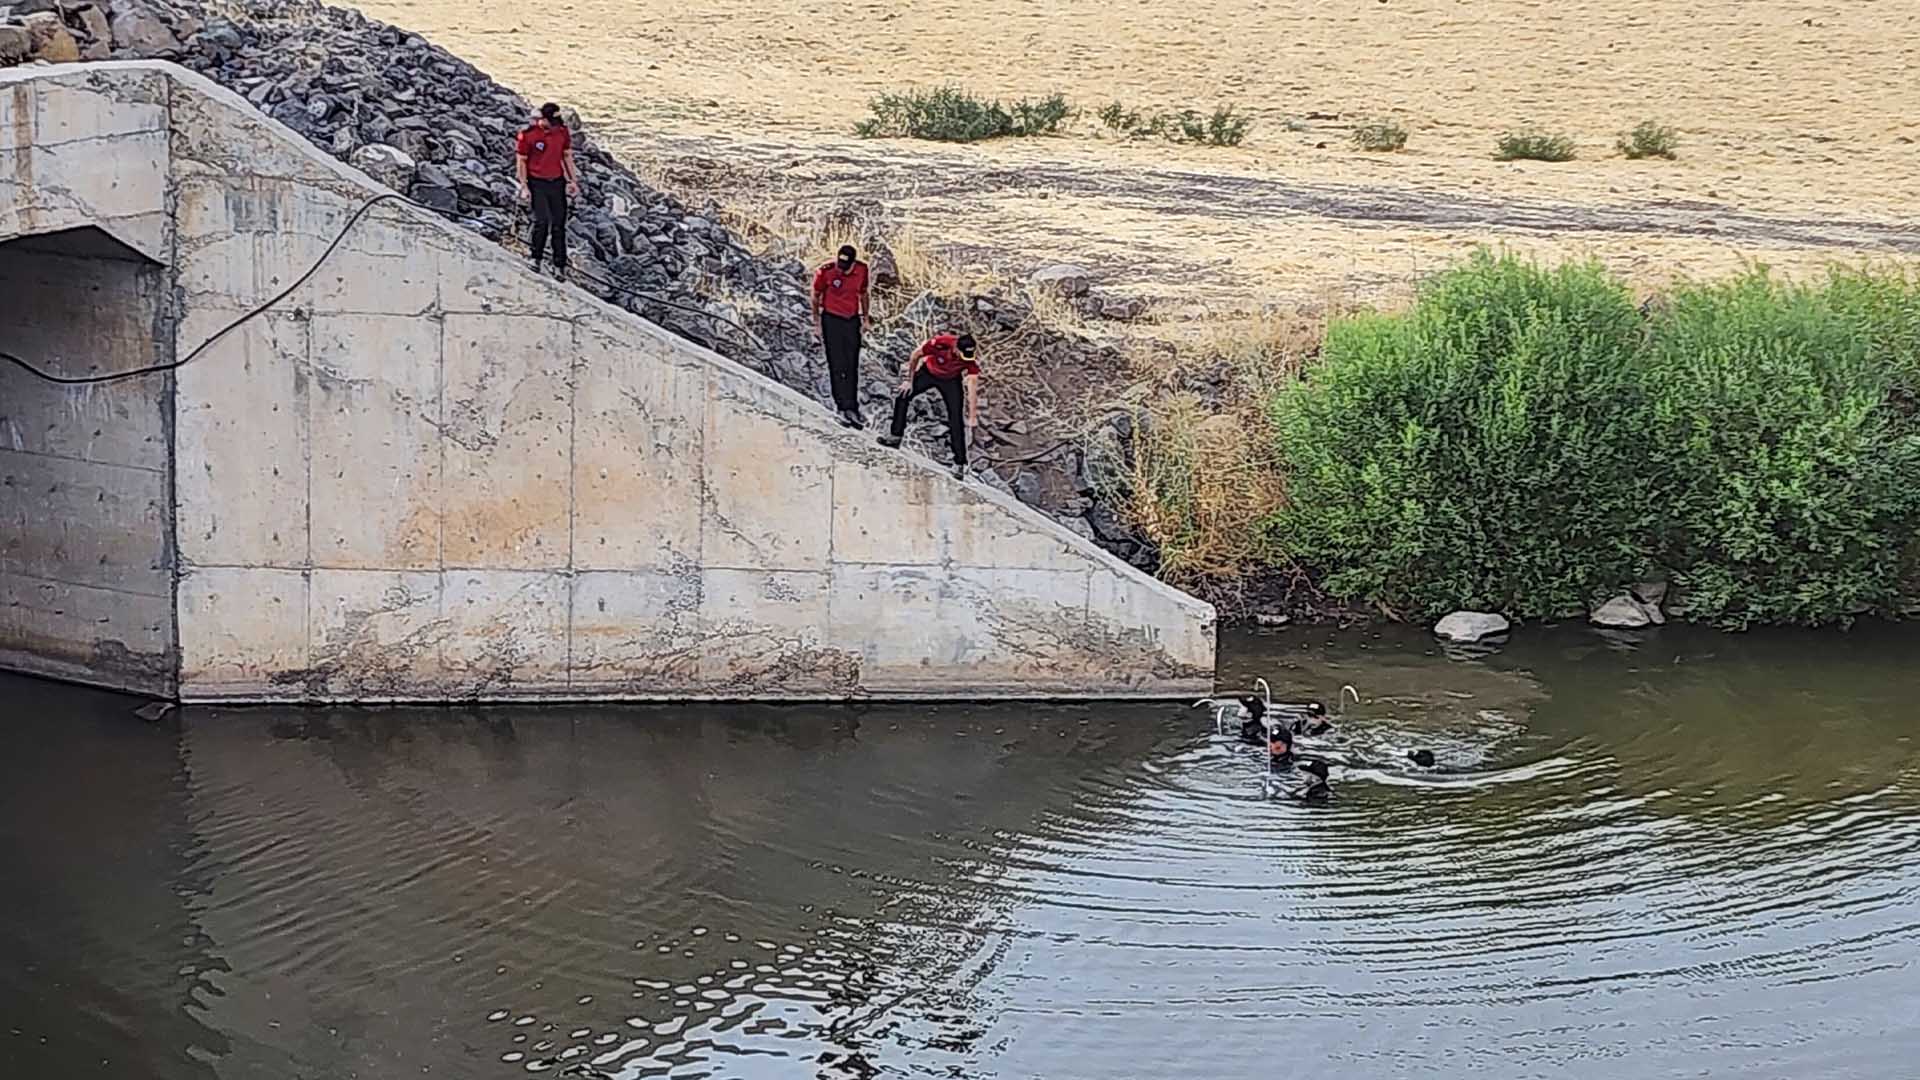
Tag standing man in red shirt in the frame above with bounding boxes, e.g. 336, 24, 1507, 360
877, 332, 980, 479
812, 244, 871, 428
515, 102, 581, 280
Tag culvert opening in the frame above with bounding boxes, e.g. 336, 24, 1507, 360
0, 224, 178, 695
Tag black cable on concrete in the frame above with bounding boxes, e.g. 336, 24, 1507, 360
3, 191, 407, 386
3, 189, 762, 386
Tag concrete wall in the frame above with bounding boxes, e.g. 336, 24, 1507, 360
1, 62, 1215, 702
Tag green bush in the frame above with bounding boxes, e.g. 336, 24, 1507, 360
1266, 252, 1654, 619
1617, 120, 1679, 160
1097, 101, 1147, 134
1098, 101, 1249, 146
1352, 119, 1409, 152
1187, 105, 1250, 147
1494, 130, 1577, 162
1640, 270, 1920, 626
854, 87, 1071, 142
1264, 254, 1920, 626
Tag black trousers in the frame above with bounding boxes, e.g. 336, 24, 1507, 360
528, 177, 569, 267
820, 312, 863, 413
889, 368, 968, 466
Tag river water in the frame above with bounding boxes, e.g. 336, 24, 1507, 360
4, 623, 1918, 1079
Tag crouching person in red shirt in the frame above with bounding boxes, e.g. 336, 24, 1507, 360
515, 102, 580, 279
877, 333, 980, 480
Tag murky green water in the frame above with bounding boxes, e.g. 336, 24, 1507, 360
4, 623, 1919, 1078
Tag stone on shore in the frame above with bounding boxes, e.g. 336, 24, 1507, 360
1434, 611, 1510, 643
1591, 590, 1664, 628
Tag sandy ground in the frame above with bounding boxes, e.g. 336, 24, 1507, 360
357, 0, 1920, 308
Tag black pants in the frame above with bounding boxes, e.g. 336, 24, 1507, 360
820, 312, 863, 413
528, 177, 569, 267
889, 368, 968, 466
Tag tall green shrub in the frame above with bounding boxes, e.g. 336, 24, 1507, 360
1642, 270, 1920, 626
1267, 252, 1654, 619
1264, 256, 1920, 627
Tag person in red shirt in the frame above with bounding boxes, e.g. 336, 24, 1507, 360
515, 102, 580, 280
877, 332, 980, 479
811, 244, 871, 427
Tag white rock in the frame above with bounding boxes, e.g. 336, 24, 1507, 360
1434, 611, 1509, 643
1590, 594, 1656, 629
1029, 263, 1093, 297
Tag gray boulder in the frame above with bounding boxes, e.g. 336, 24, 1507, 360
1029, 263, 1093, 297
1630, 580, 1669, 608
409, 182, 458, 213
73, 5, 112, 48
1434, 611, 1510, 643
1591, 592, 1663, 628
349, 143, 416, 192
0, 25, 29, 63
412, 160, 453, 189
109, 6, 182, 53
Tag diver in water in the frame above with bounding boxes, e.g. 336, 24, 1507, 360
1289, 758, 1331, 803
1407, 749, 1436, 768
1234, 697, 1271, 744
1267, 724, 1296, 770
1278, 701, 1333, 737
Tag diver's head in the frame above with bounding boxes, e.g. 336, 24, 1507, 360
1267, 729, 1293, 757
1408, 749, 1436, 768
1240, 695, 1266, 720
1299, 758, 1329, 781
1305, 701, 1326, 717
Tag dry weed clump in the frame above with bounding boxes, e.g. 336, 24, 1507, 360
1107, 311, 1318, 588
1097, 102, 1251, 147
1495, 129, 1577, 162
1617, 120, 1679, 160
1352, 119, 1409, 152
855, 87, 1071, 142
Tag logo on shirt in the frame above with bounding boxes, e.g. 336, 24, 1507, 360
832, 278, 844, 289
534, 140, 547, 152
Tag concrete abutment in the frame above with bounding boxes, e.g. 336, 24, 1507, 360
1, 62, 1215, 702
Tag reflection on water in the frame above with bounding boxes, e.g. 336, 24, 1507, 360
4, 623, 1920, 1078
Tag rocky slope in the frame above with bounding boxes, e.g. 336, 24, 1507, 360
2, 0, 1165, 577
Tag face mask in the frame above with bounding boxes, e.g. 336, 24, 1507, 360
837, 257, 853, 271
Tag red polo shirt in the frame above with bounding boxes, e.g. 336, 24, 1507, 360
516, 123, 570, 180
812, 260, 869, 318
921, 334, 980, 379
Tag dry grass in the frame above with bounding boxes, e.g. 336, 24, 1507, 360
1119, 393, 1288, 585
1098, 308, 1326, 587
